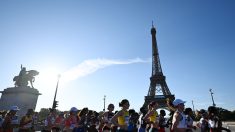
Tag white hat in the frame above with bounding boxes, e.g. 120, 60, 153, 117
173, 99, 186, 106
70, 107, 78, 112
10, 106, 20, 111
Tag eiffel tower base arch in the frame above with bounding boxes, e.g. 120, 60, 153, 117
143, 95, 175, 110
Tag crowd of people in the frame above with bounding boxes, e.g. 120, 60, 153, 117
0, 98, 231, 132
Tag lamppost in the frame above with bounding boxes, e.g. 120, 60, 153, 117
209, 89, 216, 107
52, 74, 61, 109
103, 95, 106, 112
192, 100, 195, 113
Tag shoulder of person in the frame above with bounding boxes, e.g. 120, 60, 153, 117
175, 112, 183, 121
103, 111, 108, 116
117, 110, 124, 116
20, 116, 27, 121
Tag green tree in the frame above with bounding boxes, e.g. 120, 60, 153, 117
38, 108, 50, 121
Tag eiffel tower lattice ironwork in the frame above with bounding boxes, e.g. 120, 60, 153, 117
143, 25, 175, 108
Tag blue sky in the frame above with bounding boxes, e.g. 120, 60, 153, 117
0, 0, 235, 112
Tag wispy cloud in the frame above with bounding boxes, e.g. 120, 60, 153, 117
61, 58, 150, 83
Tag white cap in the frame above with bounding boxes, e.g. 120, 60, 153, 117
173, 99, 186, 106
10, 106, 20, 111
70, 107, 78, 112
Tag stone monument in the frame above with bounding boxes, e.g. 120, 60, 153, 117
0, 65, 41, 117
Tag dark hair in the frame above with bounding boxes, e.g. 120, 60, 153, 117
78, 107, 88, 117
108, 104, 114, 110
184, 107, 192, 115
199, 109, 206, 114
160, 109, 166, 116
119, 99, 129, 107
26, 109, 34, 115
149, 101, 157, 107
208, 106, 218, 115
129, 109, 136, 115
140, 106, 147, 114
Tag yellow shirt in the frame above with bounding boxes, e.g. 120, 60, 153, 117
21, 115, 33, 128
149, 111, 158, 123
118, 111, 129, 125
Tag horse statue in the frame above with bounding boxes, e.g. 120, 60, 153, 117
13, 70, 39, 88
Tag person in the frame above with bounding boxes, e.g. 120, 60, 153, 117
0, 111, 6, 132
17, 66, 28, 86
76, 107, 89, 132
87, 111, 98, 132
197, 109, 209, 132
111, 99, 130, 132
19, 108, 34, 132
128, 110, 139, 132
143, 101, 159, 132
171, 99, 187, 132
184, 108, 196, 132
64, 107, 78, 132
138, 106, 148, 132
43, 108, 57, 132
52, 112, 65, 132
32, 112, 39, 129
207, 106, 231, 132
158, 109, 167, 132
2, 106, 20, 132
101, 103, 115, 132
166, 98, 176, 132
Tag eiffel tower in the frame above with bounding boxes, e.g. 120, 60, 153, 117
143, 25, 175, 108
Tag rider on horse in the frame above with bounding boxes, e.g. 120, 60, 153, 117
13, 65, 39, 88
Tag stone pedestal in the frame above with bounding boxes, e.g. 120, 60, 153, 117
0, 86, 41, 117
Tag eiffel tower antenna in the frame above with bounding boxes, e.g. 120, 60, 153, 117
143, 25, 175, 108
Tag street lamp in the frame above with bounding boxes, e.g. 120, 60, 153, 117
103, 95, 106, 112
192, 100, 195, 113
52, 74, 61, 109
209, 89, 216, 107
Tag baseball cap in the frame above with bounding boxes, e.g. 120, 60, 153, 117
173, 99, 186, 106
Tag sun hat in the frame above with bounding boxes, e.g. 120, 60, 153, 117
173, 99, 186, 106
70, 107, 78, 112
10, 106, 20, 111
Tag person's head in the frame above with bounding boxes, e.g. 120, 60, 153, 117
199, 109, 206, 114
129, 109, 136, 115
119, 99, 130, 110
59, 112, 64, 118
173, 99, 186, 111
184, 107, 193, 115
49, 108, 56, 114
26, 109, 34, 116
78, 107, 89, 116
149, 101, 158, 110
160, 109, 166, 116
208, 106, 218, 116
107, 104, 114, 111
140, 106, 147, 115
70, 107, 78, 115
9, 106, 20, 115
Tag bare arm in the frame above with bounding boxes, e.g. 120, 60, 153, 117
143, 110, 153, 122
110, 111, 121, 127
111, 110, 127, 130
171, 112, 181, 131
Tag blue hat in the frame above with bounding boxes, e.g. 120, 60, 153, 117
10, 106, 20, 111
70, 107, 78, 112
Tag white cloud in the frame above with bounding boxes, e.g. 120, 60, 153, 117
61, 58, 150, 84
